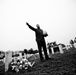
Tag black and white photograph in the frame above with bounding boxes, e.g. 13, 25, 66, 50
0, 0, 76, 75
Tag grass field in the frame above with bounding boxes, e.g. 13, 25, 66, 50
4, 48, 76, 75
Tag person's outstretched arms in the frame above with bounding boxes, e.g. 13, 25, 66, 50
26, 22, 36, 31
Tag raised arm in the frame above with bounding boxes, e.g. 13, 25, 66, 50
26, 22, 36, 31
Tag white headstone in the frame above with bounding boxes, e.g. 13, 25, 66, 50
74, 43, 76, 48
5, 51, 12, 72
51, 47, 54, 54
59, 45, 64, 54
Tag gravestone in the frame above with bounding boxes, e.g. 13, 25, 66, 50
5, 51, 12, 72
74, 43, 76, 48
51, 47, 54, 54
53, 46, 60, 53
59, 45, 64, 54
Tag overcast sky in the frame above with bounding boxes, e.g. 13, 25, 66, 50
0, 0, 76, 51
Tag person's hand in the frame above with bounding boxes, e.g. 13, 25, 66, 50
43, 31, 48, 37
26, 22, 29, 25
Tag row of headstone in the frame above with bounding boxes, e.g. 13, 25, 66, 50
48, 42, 76, 55
49, 45, 64, 54
4, 43, 76, 72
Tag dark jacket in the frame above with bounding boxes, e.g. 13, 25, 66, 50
27, 24, 45, 42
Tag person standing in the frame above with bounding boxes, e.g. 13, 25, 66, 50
26, 22, 49, 61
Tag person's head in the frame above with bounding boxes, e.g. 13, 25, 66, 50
36, 24, 40, 29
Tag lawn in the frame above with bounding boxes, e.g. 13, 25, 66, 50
4, 48, 76, 75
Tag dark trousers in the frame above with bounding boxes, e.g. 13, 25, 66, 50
37, 40, 49, 60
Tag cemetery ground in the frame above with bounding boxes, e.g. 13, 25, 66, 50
4, 48, 76, 75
